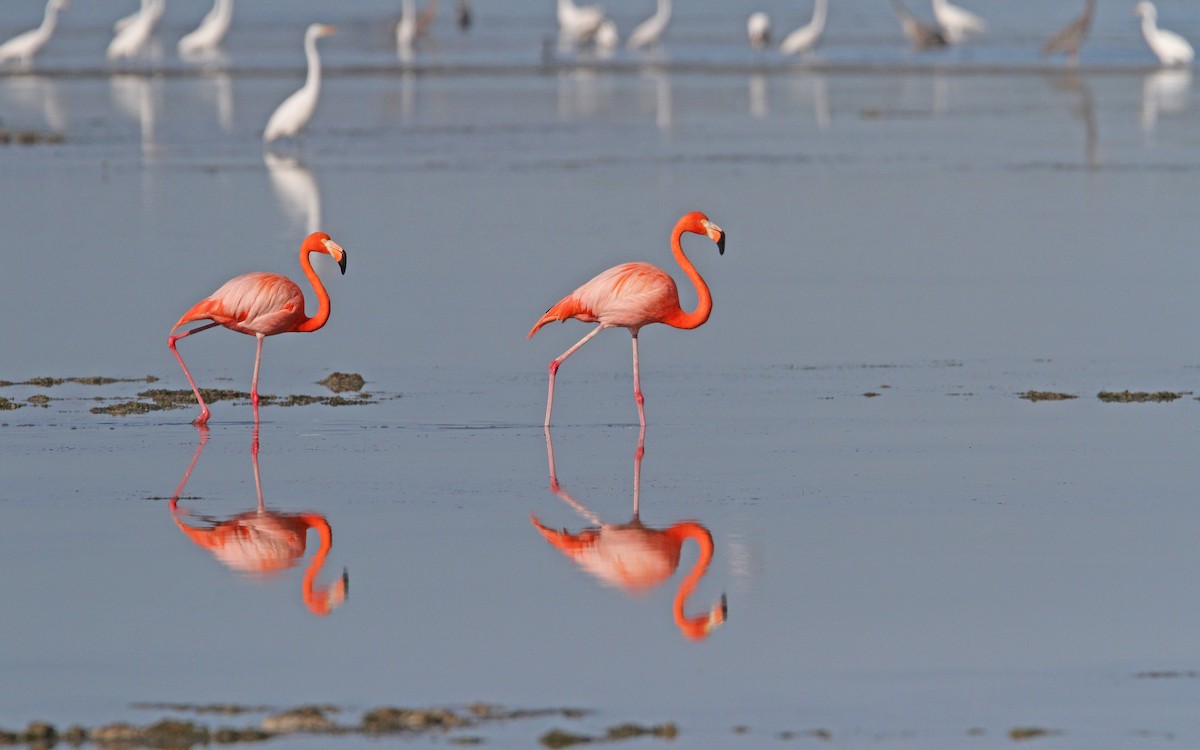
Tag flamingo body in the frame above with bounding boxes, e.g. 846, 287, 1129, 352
1136, 1, 1194, 67
263, 23, 336, 143
529, 211, 725, 426
0, 0, 68, 66
780, 0, 827, 55
178, 0, 233, 55
168, 231, 347, 425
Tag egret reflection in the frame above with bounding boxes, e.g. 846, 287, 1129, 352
1140, 68, 1191, 136
264, 151, 321, 236
532, 428, 726, 641
0, 75, 66, 133
168, 429, 348, 617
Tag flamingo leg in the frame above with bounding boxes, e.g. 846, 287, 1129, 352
168, 322, 221, 425
250, 333, 265, 423
545, 323, 606, 426
631, 332, 646, 426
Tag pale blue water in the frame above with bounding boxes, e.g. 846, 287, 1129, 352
3, 1, 1200, 748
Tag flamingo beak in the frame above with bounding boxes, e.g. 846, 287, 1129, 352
703, 220, 726, 255
323, 239, 348, 275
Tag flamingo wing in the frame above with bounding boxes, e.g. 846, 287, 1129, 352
530, 262, 679, 336
173, 272, 306, 336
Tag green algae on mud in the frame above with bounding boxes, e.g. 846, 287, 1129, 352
90, 389, 377, 416
1097, 390, 1189, 403
318, 372, 366, 393
0, 703, 591, 750
1018, 391, 1077, 402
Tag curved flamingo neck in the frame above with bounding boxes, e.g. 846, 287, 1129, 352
662, 219, 712, 330
295, 245, 332, 332
301, 515, 343, 616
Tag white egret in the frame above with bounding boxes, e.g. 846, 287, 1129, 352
594, 18, 619, 52
107, 0, 164, 60
178, 0, 233, 55
557, 0, 606, 45
780, 0, 827, 55
396, 0, 417, 54
263, 23, 337, 144
931, 0, 985, 43
627, 0, 671, 50
0, 0, 69, 67
1135, 1, 1194, 67
747, 12, 771, 49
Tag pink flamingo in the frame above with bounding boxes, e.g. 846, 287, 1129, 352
531, 427, 727, 641
528, 211, 726, 426
170, 429, 348, 616
168, 231, 347, 425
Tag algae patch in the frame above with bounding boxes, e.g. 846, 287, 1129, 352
1097, 390, 1188, 403
318, 372, 365, 392
1018, 391, 1077, 402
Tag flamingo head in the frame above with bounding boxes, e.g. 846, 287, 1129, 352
304, 231, 348, 275
687, 212, 725, 255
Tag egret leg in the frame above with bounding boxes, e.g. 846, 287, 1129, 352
545, 323, 606, 426
631, 332, 646, 426
250, 333, 265, 423
168, 322, 220, 425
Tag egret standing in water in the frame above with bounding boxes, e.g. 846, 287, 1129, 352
780, 0, 828, 55
931, 0, 985, 43
107, 0, 164, 60
178, 0, 233, 56
1135, 1, 1194, 67
747, 12, 771, 49
0, 0, 69, 67
263, 23, 336, 143
627, 0, 670, 50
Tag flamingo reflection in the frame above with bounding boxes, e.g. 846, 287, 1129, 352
169, 429, 348, 616
531, 428, 726, 641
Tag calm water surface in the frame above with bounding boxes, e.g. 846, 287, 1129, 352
3, 1, 1200, 747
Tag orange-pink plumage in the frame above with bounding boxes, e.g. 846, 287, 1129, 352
168, 231, 348, 426
529, 211, 726, 426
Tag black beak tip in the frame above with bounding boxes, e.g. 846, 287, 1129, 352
717, 234, 726, 255
338, 252, 348, 275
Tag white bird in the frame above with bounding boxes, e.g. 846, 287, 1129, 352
747, 12, 771, 49
627, 0, 671, 50
931, 0, 985, 43
107, 0, 164, 60
178, 0, 233, 55
557, 0, 606, 44
0, 0, 68, 67
396, 0, 417, 53
263, 23, 336, 143
595, 18, 619, 52
114, 0, 148, 33
1135, 1, 1194, 67
780, 0, 827, 55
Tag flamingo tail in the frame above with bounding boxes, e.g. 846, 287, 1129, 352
527, 295, 592, 339
170, 298, 228, 334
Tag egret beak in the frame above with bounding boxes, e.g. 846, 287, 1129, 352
323, 239, 348, 275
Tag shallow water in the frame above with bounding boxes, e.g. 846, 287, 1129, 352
4, 1, 1200, 748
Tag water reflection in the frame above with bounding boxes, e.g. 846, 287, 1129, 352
168, 429, 349, 617
264, 151, 321, 235
1140, 68, 1191, 136
1045, 72, 1097, 168
110, 72, 162, 158
0, 75, 66, 132
532, 428, 727, 641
